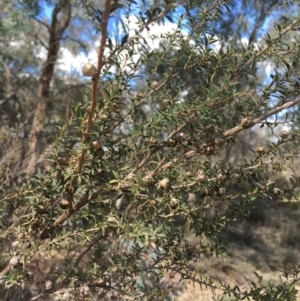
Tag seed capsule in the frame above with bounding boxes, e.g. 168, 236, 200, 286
158, 178, 171, 192
196, 172, 207, 183
186, 171, 193, 178
82, 63, 96, 77
166, 138, 177, 147
149, 200, 156, 207
9, 255, 19, 267
142, 175, 154, 185
151, 81, 158, 88
162, 99, 171, 108
45, 280, 53, 291
256, 146, 266, 154
92, 141, 102, 151
219, 187, 226, 195
149, 137, 159, 146
241, 117, 254, 128
170, 197, 179, 208
280, 130, 289, 139
59, 199, 70, 210
80, 285, 90, 297
205, 146, 214, 156
37, 205, 48, 214
217, 173, 227, 183
202, 187, 211, 195
179, 132, 188, 141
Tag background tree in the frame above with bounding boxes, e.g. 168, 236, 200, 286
0, 0, 103, 181
1, 0, 300, 301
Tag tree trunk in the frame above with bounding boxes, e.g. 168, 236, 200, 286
26, 0, 71, 175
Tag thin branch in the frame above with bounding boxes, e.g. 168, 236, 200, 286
231, 20, 300, 81
60, 0, 112, 215
50, 83, 91, 101
34, 33, 49, 51
224, 97, 300, 137
33, 16, 50, 32
0, 263, 11, 277
75, 0, 111, 176
61, 35, 89, 55
102, 2, 179, 66
130, 122, 189, 175
172, 153, 298, 190
73, 232, 103, 268
146, 96, 300, 187
40, 191, 91, 239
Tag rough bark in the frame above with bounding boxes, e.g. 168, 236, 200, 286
25, 0, 71, 175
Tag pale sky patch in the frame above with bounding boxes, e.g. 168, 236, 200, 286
57, 15, 184, 77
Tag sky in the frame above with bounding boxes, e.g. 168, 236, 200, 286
52, 4, 283, 82
56, 12, 185, 76
57, 21, 177, 72
22, 0, 297, 106
35, 1, 285, 77
51, 1, 288, 128
9, 0, 297, 83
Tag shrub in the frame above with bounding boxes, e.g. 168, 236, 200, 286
1, 0, 300, 300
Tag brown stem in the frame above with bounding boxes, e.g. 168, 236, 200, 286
231, 20, 300, 81
73, 232, 103, 268
40, 0, 112, 239
224, 97, 300, 137
76, 0, 111, 175
0, 263, 11, 277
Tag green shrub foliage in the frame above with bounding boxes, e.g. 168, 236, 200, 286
1, 0, 300, 300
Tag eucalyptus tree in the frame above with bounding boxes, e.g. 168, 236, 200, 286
1, 0, 300, 301
0, 0, 104, 182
